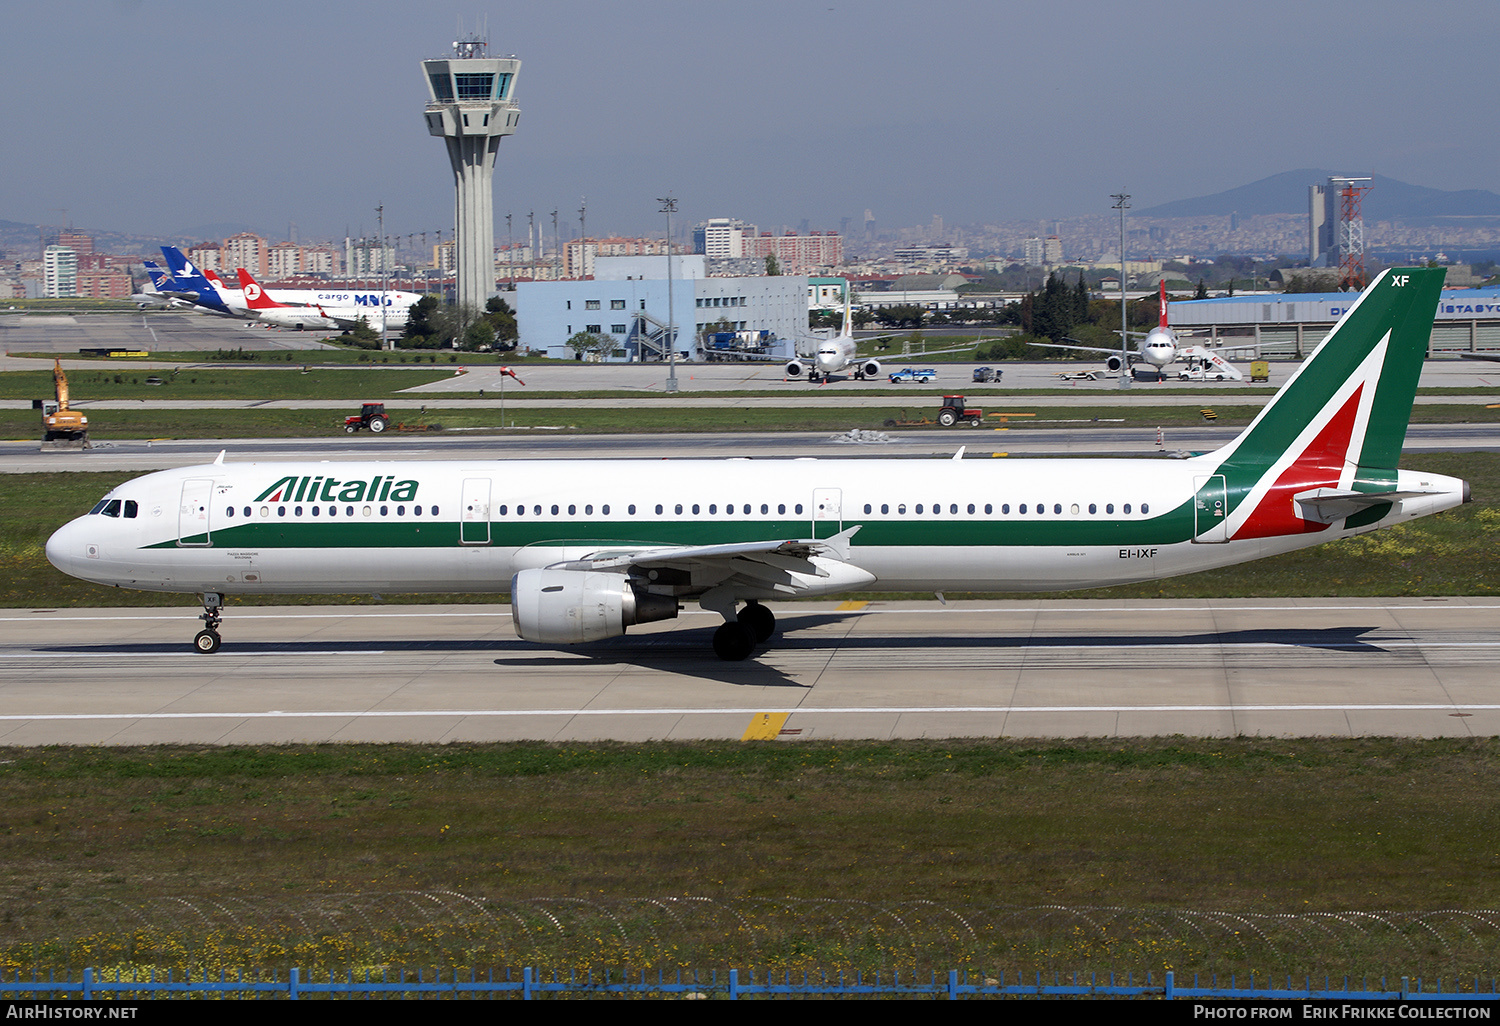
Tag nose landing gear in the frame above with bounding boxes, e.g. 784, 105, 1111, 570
194, 592, 223, 654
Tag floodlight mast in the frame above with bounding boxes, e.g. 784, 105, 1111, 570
1112, 192, 1131, 390
421, 33, 521, 315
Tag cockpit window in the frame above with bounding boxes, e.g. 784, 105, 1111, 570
123, 500, 138, 518
90, 499, 110, 515
100, 499, 122, 518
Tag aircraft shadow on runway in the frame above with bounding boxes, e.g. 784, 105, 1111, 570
33, 620, 1393, 690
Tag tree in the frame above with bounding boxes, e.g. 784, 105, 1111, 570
565, 331, 611, 361
483, 296, 518, 349
764, 254, 780, 276
339, 318, 382, 350
1195, 278, 1209, 300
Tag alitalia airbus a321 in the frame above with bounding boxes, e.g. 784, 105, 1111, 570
47, 267, 1468, 660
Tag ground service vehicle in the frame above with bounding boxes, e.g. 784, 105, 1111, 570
972, 366, 1000, 383
39, 360, 89, 445
344, 403, 390, 433
937, 395, 984, 427
888, 367, 936, 383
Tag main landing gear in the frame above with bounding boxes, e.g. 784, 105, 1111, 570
194, 592, 223, 654
712, 601, 776, 661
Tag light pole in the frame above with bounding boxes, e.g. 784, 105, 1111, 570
376, 204, 390, 350
658, 195, 678, 392
1112, 192, 1131, 390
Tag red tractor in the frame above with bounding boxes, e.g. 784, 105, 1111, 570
344, 403, 390, 434
937, 395, 984, 427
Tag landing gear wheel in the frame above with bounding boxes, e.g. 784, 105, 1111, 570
737, 602, 776, 643
712, 621, 755, 661
195, 593, 224, 654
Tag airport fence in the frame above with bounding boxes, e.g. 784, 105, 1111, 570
2, 966, 1499, 1000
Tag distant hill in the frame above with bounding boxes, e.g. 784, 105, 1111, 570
1140, 170, 1500, 223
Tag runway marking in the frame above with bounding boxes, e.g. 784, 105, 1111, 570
5, 704, 1500, 723
0, 651, 385, 659
834, 600, 868, 611
741, 712, 790, 740
0, 612, 514, 623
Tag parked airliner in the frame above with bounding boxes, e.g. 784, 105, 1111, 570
1041, 281, 1242, 381
47, 268, 1467, 661
159, 247, 421, 330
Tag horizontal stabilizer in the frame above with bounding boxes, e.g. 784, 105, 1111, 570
1292, 487, 1433, 524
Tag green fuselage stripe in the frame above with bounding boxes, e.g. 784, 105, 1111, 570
162, 499, 1198, 551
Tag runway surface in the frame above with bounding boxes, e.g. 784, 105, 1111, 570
2, 598, 1496, 745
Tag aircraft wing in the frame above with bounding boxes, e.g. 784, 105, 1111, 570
546, 527, 873, 595
1030, 339, 1133, 361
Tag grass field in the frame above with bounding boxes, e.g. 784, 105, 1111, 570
2, 738, 1498, 980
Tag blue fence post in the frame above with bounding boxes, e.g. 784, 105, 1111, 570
1165, 970, 1174, 1000
289, 967, 299, 1001
81, 968, 92, 1001
948, 969, 958, 1000
728, 969, 738, 1001
522, 966, 532, 1001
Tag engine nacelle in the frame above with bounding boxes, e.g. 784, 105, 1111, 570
784, 359, 807, 378
858, 358, 881, 379
1104, 354, 1125, 373
511, 568, 679, 644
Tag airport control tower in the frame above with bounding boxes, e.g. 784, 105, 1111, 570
421, 36, 521, 313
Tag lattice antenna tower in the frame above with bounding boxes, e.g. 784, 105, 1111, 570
1332, 176, 1372, 290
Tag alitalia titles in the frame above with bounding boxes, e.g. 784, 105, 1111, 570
254, 475, 420, 504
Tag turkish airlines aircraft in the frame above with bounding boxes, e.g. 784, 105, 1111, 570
47, 268, 1466, 661
234, 269, 341, 331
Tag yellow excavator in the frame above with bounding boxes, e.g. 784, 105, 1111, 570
39, 360, 89, 447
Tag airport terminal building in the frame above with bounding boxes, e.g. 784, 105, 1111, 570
514, 256, 806, 362
1171, 287, 1500, 358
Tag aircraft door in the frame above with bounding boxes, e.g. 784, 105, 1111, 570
177, 478, 214, 547
460, 477, 492, 545
812, 487, 842, 539
1193, 475, 1228, 543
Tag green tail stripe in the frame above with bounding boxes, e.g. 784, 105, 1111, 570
1218, 267, 1445, 494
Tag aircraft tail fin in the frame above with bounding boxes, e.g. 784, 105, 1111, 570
142, 260, 174, 291
235, 268, 280, 309
1159, 280, 1169, 328
1210, 267, 1445, 539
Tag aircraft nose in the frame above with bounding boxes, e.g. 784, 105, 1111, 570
45, 518, 91, 577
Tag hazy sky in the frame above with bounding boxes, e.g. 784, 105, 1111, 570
3, 0, 1495, 244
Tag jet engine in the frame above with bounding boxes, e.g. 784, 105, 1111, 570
784, 359, 807, 378
858, 358, 881, 379
511, 568, 680, 644
1104, 354, 1125, 373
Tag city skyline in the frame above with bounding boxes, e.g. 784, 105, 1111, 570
3, 1, 1497, 246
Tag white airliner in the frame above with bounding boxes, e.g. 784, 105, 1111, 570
233, 269, 342, 331
784, 291, 888, 382
47, 268, 1467, 661
1041, 281, 1241, 380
